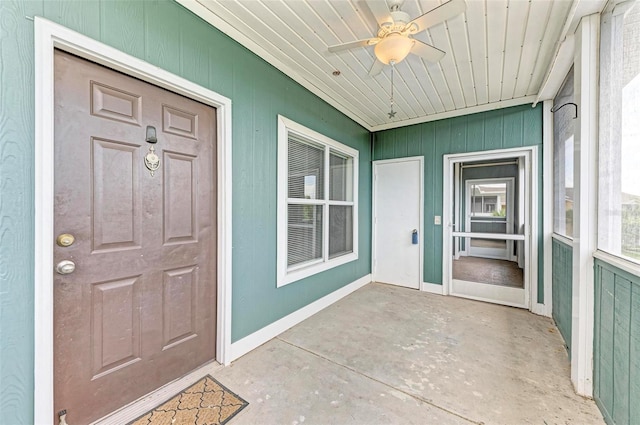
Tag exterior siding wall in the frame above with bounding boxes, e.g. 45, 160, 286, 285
552, 238, 573, 351
373, 104, 543, 297
0, 1, 371, 422
593, 259, 640, 425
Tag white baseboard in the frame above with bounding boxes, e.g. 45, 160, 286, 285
229, 274, 371, 362
420, 281, 444, 295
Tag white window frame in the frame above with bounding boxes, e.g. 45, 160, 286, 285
277, 115, 359, 287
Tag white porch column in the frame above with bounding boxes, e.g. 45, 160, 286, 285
570, 13, 599, 397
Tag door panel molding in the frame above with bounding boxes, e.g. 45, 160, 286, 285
34, 18, 233, 424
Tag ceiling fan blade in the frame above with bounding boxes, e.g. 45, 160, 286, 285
411, 40, 446, 63
365, 0, 393, 26
368, 59, 385, 76
408, 0, 466, 32
328, 38, 378, 53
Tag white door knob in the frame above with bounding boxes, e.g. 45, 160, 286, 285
56, 260, 76, 275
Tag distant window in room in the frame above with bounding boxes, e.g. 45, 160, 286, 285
599, 1, 640, 264
553, 67, 575, 238
470, 184, 506, 217
277, 116, 359, 286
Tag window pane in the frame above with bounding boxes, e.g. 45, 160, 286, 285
329, 150, 353, 201
288, 136, 324, 200
599, 3, 640, 262
553, 68, 574, 238
470, 183, 507, 217
329, 205, 353, 259
288, 204, 323, 267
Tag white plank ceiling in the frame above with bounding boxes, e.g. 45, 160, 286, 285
180, 0, 575, 130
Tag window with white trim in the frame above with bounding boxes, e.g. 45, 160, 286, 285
277, 116, 359, 286
599, 1, 640, 264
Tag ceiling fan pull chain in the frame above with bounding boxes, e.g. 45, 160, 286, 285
388, 60, 397, 118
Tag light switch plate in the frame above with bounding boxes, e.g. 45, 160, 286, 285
434, 215, 441, 225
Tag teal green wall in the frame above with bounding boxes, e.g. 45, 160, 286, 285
594, 259, 640, 425
0, 1, 370, 422
373, 104, 544, 298
552, 238, 573, 351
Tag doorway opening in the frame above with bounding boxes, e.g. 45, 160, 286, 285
443, 148, 538, 309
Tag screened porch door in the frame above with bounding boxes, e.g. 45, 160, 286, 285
445, 152, 533, 309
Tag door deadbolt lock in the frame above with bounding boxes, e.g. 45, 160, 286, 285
56, 233, 75, 247
56, 260, 76, 275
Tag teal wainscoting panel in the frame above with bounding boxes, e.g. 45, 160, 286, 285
593, 259, 640, 425
373, 104, 544, 292
0, 0, 371, 421
551, 238, 573, 351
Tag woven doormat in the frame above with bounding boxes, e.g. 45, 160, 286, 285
128, 375, 248, 425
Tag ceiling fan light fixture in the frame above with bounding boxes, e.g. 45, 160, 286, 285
374, 33, 414, 65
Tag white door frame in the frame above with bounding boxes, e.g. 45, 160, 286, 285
34, 18, 233, 423
372, 156, 424, 289
464, 177, 515, 260
443, 146, 540, 311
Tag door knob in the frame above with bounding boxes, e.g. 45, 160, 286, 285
56, 233, 75, 247
56, 260, 76, 275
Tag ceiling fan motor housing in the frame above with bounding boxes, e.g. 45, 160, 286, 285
390, 10, 411, 25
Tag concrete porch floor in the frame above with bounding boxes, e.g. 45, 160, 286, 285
215, 283, 603, 425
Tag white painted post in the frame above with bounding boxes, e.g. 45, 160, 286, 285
570, 13, 599, 397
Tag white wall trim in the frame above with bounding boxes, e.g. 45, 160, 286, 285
33, 18, 234, 423
229, 274, 371, 362
535, 35, 576, 104
593, 251, 640, 278
420, 282, 444, 295
552, 233, 574, 246
543, 99, 554, 318
570, 13, 599, 398
530, 146, 540, 313
531, 303, 548, 316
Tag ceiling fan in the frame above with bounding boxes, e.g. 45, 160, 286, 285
328, 0, 467, 76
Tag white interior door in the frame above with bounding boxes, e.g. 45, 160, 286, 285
373, 157, 423, 289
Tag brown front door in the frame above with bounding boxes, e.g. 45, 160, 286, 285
53, 50, 217, 424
